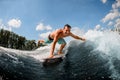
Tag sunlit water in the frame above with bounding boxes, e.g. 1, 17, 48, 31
0, 30, 120, 80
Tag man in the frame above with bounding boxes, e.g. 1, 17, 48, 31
45, 24, 86, 58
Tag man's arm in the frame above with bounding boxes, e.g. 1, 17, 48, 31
50, 31, 60, 57
70, 32, 86, 41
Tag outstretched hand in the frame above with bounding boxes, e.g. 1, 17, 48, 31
81, 38, 86, 41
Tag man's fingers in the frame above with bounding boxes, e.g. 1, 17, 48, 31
82, 38, 86, 41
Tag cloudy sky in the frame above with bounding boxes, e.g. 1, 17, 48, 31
0, 0, 120, 41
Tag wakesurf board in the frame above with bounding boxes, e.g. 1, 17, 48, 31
43, 54, 65, 66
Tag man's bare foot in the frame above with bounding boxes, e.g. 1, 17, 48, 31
57, 51, 63, 55
48, 54, 54, 58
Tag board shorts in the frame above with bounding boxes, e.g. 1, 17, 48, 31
45, 35, 66, 44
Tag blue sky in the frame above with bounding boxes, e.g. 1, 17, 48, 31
0, 0, 119, 41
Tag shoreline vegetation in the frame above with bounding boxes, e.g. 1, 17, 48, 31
0, 29, 45, 50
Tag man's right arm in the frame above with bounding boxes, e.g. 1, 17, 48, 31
50, 31, 60, 56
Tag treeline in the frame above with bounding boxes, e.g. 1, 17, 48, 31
0, 29, 37, 50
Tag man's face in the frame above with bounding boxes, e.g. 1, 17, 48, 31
63, 26, 71, 34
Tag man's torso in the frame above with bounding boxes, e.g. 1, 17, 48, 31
50, 29, 70, 39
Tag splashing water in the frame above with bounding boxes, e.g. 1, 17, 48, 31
85, 30, 120, 57
84, 30, 120, 79
0, 30, 120, 80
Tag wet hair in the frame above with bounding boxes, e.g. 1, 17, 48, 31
64, 24, 71, 29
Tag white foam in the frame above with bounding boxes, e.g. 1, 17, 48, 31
84, 30, 120, 79
84, 30, 120, 59
0, 42, 67, 62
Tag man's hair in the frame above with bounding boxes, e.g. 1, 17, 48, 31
64, 24, 71, 29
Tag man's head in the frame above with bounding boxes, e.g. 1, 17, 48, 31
64, 24, 71, 29
63, 24, 71, 34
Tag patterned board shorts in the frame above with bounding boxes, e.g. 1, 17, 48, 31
45, 38, 66, 44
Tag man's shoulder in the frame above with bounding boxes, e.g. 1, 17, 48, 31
56, 29, 63, 33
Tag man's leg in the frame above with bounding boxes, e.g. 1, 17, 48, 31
44, 38, 54, 58
57, 38, 66, 54
58, 43, 66, 54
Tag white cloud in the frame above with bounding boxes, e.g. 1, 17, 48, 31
0, 19, 2, 23
101, 0, 107, 4
108, 21, 114, 26
0, 19, 4, 29
0, 24, 10, 31
39, 31, 51, 39
71, 27, 84, 36
101, 9, 119, 23
36, 23, 52, 31
111, 0, 120, 30
101, 0, 120, 25
46, 25, 52, 30
36, 23, 44, 31
0, 19, 11, 31
115, 18, 120, 28
112, 0, 120, 9
95, 24, 101, 30
8, 19, 21, 28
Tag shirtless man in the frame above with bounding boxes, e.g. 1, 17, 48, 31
45, 24, 86, 58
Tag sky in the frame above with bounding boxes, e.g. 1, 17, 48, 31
0, 0, 120, 41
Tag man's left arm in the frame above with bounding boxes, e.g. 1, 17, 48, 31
70, 33, 86, 41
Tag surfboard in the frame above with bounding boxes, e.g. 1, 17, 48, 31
42, 54, 65, 66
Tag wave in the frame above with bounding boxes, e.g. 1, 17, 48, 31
0, 30, 120, 80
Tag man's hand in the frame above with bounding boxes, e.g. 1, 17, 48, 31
81, 38, 86, 41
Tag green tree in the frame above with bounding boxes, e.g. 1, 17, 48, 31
0, 29, 37, 50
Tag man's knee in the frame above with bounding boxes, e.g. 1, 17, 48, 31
61, 43, 66, 46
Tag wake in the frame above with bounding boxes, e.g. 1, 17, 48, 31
84, 30, 120, 79
0, 30, 120, 80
